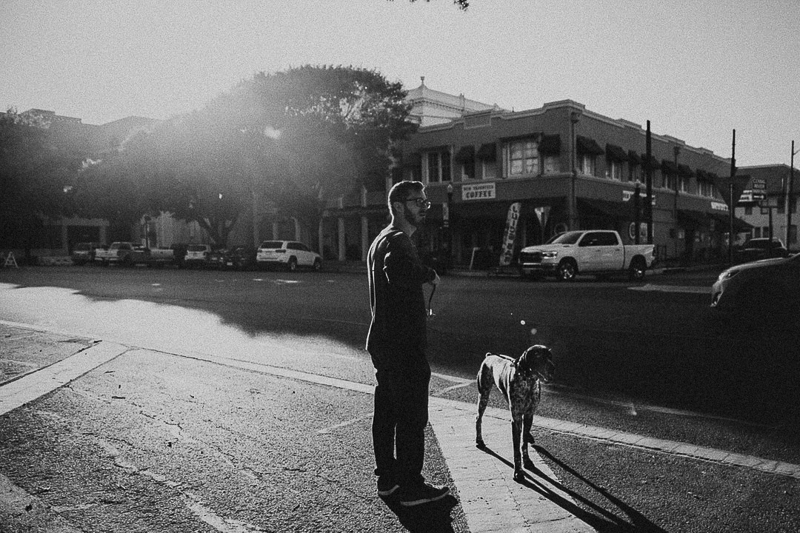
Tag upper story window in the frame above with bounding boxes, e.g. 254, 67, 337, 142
503, 139, 539, 177
539, 134, 561, 175
476, 143, 497, 180
576, 136, 603, 177
425, 149, 451, 183
454, 145, 475, 180
607, 160, 623, 181
578, 153, 597, 177
698, 179, 715, 198
605, 144, 628, 181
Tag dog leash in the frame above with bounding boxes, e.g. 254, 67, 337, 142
427, 284, 436, 317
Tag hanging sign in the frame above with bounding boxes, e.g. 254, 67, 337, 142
462, 182, 496, 201
499, 202, 521, 266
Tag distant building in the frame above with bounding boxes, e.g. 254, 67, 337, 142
405, 77, 499, 127
736, 165, 798, 250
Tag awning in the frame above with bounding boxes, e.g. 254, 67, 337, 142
710, 212, 753, 232
642, 154, 660, 170
695, 169, 709, 181
678, 164, 694, 177
576, 135, 604, 155
476, 143, 497, 161
661, 160, 678, 174
454, 145, 475, 162
578, 198, 635, 219
605, 143, 629, 162
402, 153, 422, 167
677, 209, 707, 226
539, 134, 561, 155
627, 151, 642, 165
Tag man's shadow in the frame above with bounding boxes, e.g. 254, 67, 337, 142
478, 444, 667, 532
382, 494, 461, 533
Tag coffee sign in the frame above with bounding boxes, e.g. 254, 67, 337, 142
462, 183, 496, 201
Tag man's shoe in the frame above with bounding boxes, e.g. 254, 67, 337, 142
377, 477, 400, 498
399, 483, 450, 507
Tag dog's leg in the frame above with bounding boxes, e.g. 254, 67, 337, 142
511, 417, 524, 482
475, 365, 491, 449
522, 411, 535, 470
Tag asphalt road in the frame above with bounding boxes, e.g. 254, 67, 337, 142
1, 265, 799, 532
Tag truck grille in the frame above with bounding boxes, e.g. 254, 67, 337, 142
520, 251, 542, 264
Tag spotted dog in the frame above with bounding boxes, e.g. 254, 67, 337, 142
475, 345, 555, 482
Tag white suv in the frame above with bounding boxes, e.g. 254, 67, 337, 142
256, 240, 322, 271
184, 244, 212, 268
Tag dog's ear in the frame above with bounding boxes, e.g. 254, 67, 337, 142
523, 345, 552, 359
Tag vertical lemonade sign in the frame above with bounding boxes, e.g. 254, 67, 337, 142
499, 202, 522, 266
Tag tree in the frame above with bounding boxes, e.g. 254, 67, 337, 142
215, 65, 418, 246
0, 109, 86, 257
91, 65, 416, 250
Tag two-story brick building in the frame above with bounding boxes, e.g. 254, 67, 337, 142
322, 89, 753, 268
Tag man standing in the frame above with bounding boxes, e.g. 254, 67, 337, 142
366, 180, 449, 507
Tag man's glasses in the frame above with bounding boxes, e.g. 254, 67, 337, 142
405, 198, 431, 209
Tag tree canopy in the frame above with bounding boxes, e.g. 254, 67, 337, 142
78, 65, 417, 248
0, 109, 86, 251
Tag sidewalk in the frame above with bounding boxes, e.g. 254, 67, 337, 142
0, 321, 594, 533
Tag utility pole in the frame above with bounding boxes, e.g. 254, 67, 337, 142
728, 130, 736, 266
569, 110, 581, 231
673, 145, 680, 260
645, 121, 653, 245
788, 140, 798, 251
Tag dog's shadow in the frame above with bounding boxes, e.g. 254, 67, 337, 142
478, 444, 667, 532
383, 494, 460, 533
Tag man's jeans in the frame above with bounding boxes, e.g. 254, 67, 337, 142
372, 359, 431, 488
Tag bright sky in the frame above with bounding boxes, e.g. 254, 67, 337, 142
2, 0, 799, 167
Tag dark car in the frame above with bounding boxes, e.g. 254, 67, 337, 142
209, 245, 257, 271
734, 238, 789, 264
711, 252, 800, 319
71, 242, 103, 265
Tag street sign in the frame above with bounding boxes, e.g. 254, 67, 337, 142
752, 178, 766, 190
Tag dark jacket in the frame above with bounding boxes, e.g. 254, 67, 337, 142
366, 225, 437, 369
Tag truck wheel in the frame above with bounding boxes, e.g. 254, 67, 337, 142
557, 260, 577, 282
629, 258, 646, 281
287, 257, 298, 272
312, 258, 322, 272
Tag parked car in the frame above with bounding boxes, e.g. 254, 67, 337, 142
518, 230, 655, 281
256, 240, 322, 271
218, 245, 257, 271
711, 253, 800, 317
734, 238, 789, 264
184, 244, 213, 268
71, 242, 103, 265
94, 242, 177, 267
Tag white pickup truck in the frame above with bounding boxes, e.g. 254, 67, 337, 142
519, 230, 655, 281
95, 242, 176, 267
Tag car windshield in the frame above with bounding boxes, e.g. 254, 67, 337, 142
187, 245, 207, 252
548, 231, 583, 245
260, 241, 284, 249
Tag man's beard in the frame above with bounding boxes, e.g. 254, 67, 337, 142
403, 204, 425, 227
